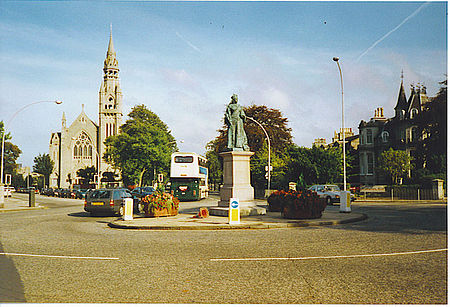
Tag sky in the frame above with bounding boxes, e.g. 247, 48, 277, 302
0, 0, 447, 168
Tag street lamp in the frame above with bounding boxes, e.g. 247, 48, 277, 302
333, 57, 346, 192
246, 116, 271, 192
1, 100, 63, 206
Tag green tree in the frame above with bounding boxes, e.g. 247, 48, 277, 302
0, 121, 22, 182
76, 166, 97, 186
281, 145, 342, 187
33, 153, 54, 188
378, 148, 412, 184
103, 105, 177, 187
206, 104, 293, 189
414, 79, 447, 181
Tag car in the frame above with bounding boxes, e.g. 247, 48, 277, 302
131, 186, 155, 199
308, 184, 343, 205
75, 189, 90, 199
84, 188, 139, 216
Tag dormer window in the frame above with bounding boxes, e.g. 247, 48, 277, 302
366, 129, 373, 144
410, 108, 418, 119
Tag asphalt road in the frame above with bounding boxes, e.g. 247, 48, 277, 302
0, 194, 447, 304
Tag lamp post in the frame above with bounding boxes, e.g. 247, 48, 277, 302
0, 100, 62, 206
333, 57, 346, 191
246, 116, 271, 192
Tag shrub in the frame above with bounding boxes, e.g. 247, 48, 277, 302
268, 189, 327, 219
142, 192, 179, 215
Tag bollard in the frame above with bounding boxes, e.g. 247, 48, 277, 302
29, 189, 36, 207
123, 198, 133, 221
229, 198, 240, 224
339, 190, 351, 213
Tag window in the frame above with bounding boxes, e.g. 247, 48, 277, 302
73, 132, 93, 159
359, 131, 365, 145
366, 129, 373, 144
381, 131, 389, 143
410, 108, 418, 119
175, 156, 194, 163
367, 153, 374, 174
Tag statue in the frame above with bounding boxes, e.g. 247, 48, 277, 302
225, 94, 249, 151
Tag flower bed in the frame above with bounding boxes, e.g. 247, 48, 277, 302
267, 189, 327, 219
141, 192, 180, 217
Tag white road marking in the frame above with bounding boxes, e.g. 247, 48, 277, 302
210, 248, 448, 262
0, 252, 119, 260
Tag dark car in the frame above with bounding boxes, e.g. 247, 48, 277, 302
131, 186, 155, 199
75, 189, 90, 199
84, 188, 138, 216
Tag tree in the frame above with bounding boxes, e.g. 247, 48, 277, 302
76, 166, 97, 186
281, 145, 342, 188
378, 148, 411, 184
414, 79, 447, 180
0, 121, 22, 182
33, 153, 54, 188
206, 104, 293, 189
103, 105, 177, 187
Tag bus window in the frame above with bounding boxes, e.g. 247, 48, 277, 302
175, 156, 194, 163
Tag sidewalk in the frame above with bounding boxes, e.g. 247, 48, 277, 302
0, 196, 46, 212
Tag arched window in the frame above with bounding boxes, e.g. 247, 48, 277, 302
410, 108, 419, 119
381, 131, 389, 143
73, 132, 93, 160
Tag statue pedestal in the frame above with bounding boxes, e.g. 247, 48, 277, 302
209, 151, 266, 217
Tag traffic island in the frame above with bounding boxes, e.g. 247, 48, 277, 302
107, 210, 367, 230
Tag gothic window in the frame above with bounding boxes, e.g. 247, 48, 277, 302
73, 132, 93, 159
410, 108, 419, 119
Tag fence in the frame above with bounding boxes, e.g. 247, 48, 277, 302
361, 186, 444, 201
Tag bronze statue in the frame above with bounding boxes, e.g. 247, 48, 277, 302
225, 94, 249, 151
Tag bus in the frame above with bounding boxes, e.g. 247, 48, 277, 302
170, 152, 208, 201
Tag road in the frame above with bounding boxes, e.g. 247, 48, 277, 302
0, 194, 447, 303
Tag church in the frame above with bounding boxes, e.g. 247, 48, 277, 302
49, 32, 123, 188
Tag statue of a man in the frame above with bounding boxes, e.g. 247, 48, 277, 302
225, 94, 249, 151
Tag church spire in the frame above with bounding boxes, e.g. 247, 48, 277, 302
103, 25, 119, 75
394, 71, 408, 119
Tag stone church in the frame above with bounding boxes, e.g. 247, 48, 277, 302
49, 32, 123, 188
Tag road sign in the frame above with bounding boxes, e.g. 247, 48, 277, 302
229, 198, 240, 224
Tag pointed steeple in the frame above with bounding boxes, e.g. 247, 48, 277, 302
104, 25, 119, 74
394, 72, 408, 118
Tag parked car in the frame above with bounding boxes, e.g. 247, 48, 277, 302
131, 186, 155, 199
84, 188, 138, 216
75, 189, 90, 199
308, 184, 355, 205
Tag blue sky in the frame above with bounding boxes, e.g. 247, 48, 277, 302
0, 1, 447, 168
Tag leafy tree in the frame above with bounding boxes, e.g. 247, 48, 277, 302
378, 148, 411, 184
414, 79, 447, 180
103, 105, 177, 187
0, 121, 22, 182
281, 145, 342, 187
77, 166, 97, 186
206, 104, 293, 189
33, 153, 54, 188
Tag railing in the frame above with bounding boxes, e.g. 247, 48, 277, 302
360, 187, 445, 200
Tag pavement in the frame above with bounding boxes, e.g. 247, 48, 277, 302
0, 196, 46, 212
0, 194, 368, 230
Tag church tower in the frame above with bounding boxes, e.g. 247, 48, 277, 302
98, 29, 123, 175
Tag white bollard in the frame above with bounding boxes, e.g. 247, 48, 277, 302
340, 191, 351, 213
123, 198, 134, 221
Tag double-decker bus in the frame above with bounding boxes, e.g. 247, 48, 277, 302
170, 152, 208, 201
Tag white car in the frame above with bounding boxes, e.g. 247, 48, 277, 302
308, 184, 343, 205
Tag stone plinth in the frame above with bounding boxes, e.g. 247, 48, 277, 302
218, 151, 254, 207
